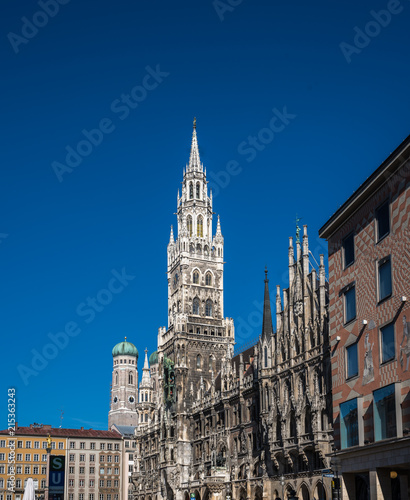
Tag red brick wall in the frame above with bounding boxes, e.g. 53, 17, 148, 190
327, 165, 409, 448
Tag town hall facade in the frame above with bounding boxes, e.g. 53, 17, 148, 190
108, 122, 333, 500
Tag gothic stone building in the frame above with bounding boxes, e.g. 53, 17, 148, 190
108, 122, 333, 500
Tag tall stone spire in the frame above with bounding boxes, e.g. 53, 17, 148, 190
140, 348, 151, 388
188, 117, 201, 171
261, 267, 273, 341
169, 225, 175, 244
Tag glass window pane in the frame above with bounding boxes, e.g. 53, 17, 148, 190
340, 398, 358, 448
345, 287, 356, 323
379, 259, 392, 301
377, 202, 390, 240
346, 343, 358, 379
344, 233, 355, 268
381, 323, 395, 363
374, 384, 396, 441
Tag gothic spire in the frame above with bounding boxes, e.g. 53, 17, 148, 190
188, 117, 201, 171
169, 225, 175, 244
262, 267, 273, 341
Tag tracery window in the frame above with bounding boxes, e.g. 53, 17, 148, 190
193, 271, 199, 284
197, 216, 203, 237
205, 272, 212, 286
205, 300, 213, 317
193, 298, 200, 315
187, 216, 193, 237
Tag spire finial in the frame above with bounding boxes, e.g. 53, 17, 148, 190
296, 214, 302, 243
265, 266, 268, 281
124, 336, 127, 342
188, 119, 201, 171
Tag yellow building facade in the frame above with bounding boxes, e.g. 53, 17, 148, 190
0, 426, 66, 500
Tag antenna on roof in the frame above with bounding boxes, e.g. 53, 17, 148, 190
59, 409, 64, 428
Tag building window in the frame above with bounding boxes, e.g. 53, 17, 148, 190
69, 466, 74, 474
374, 384, 396, 441
90, 495, 94, 500
90, 467, 95, 474
264, 346, 268, 368
196, 354, 201, 369
42, 466, 47, 474
187, 216, 193, 237
378, 256, 392, 302
80, 442, 85, 449
33, 454, 39, 461
115, 468, 119, 475
205, 272, 212, 286
69, 454, 75, 462
17, 441, 22, 448
79, 480, 85, 487
189, 182, 193, 199
58, 442, 64, 449
33, 466, 39, 474
193, 298, 200, 315
376, 200, 390, 241
343, 233, 355, 268
90, 480, 94, 487
69, 495, 74, 500
205, 300, 212, 317
100, 443, 105, 450
129, 372, 133, 385
381, 322, 395, 363
197, 216, 203, 237
114, 455, 119, 463
79, 466, 85, 474
193, 270, 199, 284
196, 182, 201, 199
69, 442, 75, 449
42, 454, 47, 461
16, 454, 22, 461
26, 442, 31, 449
68, 479, 74, 487
107, 443, 112, 450
344, 285, 356, 324
340, 398, 359, 449
34, 441, 40, 449
100, 480, 104, 487
114, 444, 119, 451
79, 454, 85, 462
346, 342, 358, 379
90, 442, 95, 450
107, 455, 112, 463
25, 454, 30, 461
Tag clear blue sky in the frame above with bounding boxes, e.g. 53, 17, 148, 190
1, 0, 409, 430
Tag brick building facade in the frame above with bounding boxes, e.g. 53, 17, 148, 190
319, 136, 410, 499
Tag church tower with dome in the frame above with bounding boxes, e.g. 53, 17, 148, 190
108, 337, 139, 427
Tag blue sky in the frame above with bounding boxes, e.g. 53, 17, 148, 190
1, 0, 409, 430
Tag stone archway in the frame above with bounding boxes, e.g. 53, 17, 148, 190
299, 483, 309, 500
254, 485, 263, 500
315, 480, 326, 500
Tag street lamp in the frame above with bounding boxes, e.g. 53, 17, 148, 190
280, 475, 285, 500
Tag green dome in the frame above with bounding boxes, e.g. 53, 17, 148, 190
149, 351, 158, 365
112, 338, 138, 358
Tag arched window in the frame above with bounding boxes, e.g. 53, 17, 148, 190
264, 346, 268, 368
193, 298, 200, 315
205, 300, 213, 317
205, 272, 212, 286
145, 413, 148, 422
189, 182, 193, 199
209, 355, 215, 372
193, 271, 199, 284
115, 371, 118, 385
187, 216, 193, 237
129, 372, 133, 385
197, 216, 203, 237
196, 182, 200, 199
196, 354, 201, 369
145, 393, 148, 402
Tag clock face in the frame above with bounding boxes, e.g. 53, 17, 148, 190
113, 397, 118, 404
128, 396, 135, 404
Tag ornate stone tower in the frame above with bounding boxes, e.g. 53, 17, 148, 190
158, 119, 234, 402
153, 120, 235, 495
108, 338, 139, 427
137, 349, 155, 426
